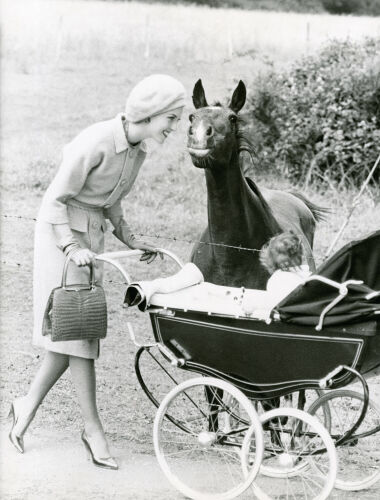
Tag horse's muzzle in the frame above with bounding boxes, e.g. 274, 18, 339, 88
187, 147, 210, 158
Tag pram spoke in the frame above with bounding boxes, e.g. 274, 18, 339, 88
153, 377, 264, 500
242, 408, 337, 500
309, 389, 380, 491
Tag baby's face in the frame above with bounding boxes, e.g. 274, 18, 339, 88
276, 254, 293, 271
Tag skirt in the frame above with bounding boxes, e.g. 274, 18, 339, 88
33, 200, 107, 359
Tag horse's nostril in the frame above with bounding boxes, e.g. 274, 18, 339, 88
189, 126, 193, 135
206, 127, 213, 136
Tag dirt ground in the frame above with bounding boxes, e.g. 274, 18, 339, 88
0, 427, 181, 500
2, 422, 380, 500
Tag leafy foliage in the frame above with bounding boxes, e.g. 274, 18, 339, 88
126, 0, 380, 15
321, 0, 380, 15
321, 0, 363, 13
108, 0, 322, 11
245, 38, 380, 189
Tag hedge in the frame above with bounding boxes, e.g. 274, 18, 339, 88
244, 38, 380, 189
113, 0, 380, 15
321, 0, 380, 15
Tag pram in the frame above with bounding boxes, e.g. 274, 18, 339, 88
96, 230, 380, 500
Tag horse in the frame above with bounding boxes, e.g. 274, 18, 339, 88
187, 79, 327, 290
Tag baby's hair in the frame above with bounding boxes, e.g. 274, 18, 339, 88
260, 231, 303, 274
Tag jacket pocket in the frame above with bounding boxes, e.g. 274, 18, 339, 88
67, 206, 89, 233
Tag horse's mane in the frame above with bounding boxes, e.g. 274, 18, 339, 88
244, 176, 281, 234
236, 115, 256, 157
235, 116, 281, 235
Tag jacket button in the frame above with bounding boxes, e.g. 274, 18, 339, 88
92, 221, 99, 229
121, 179, 126, 185
129, 150, 134, 157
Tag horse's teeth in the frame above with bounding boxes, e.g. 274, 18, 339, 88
188, 148, 210, 157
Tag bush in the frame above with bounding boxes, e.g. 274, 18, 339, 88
113, 0, 324, 14
322, 0, 380, 14
245, 38, 380, 189
321, 0, 362, 13
112, 0, 380, 15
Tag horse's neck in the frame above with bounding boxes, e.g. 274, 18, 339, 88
205, 155, 273, 247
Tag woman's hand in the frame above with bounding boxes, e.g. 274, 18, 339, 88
128, 239, 163, 264
111, 218, 162, 264
69, 248, 96, 267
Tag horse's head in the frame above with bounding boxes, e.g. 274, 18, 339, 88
187, 79, 246, 169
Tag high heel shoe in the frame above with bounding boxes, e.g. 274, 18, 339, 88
8, 402, 25, 454
81, 431, 118, 470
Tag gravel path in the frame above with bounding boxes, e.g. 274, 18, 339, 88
2, 422, 380, 499
1, 427, 181, 500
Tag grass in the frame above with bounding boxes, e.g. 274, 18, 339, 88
1, 0, 379, 471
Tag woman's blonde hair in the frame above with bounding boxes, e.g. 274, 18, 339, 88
260, 231, 303, 274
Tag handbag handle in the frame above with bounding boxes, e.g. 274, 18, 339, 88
61, 256, 96, 290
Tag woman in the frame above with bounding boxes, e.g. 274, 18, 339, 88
8, 74, 186, 470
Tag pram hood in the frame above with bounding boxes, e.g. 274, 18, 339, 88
276, 230, 380, 327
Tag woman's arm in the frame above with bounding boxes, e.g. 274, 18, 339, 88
53, 223, 95, 266
41, 133, 103, 266
109, 214, 161, 263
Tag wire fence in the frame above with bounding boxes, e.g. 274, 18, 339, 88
1, 213, 263, 254
1, 212, 263, 286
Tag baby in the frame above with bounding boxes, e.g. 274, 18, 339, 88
242, 231, 311, 318
260, 230, 311, 303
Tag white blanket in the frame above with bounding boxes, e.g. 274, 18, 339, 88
124, 262, 277, 320
149, 282, 274, 319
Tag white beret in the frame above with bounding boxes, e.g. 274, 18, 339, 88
125, 74, 186, 123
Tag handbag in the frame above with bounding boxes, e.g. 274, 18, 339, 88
42, 257, 107, 342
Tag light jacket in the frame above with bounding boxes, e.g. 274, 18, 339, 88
38, 113, 147, 225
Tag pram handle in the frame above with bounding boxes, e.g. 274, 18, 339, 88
95, 248, 184, 284
304, 276, 364, 331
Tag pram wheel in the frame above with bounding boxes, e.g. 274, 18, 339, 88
309, 389, 380, 491
254, 390, 330, 425
153, 377, 264, 500
242, 408, 337, 500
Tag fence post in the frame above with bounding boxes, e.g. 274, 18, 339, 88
55, 15, 64, 66
227, 24, 233, 60
144, 14, 150, 59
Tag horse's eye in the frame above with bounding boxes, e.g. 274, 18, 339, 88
229, 115, 237, 124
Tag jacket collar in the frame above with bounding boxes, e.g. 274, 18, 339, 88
113, 113, 147, 154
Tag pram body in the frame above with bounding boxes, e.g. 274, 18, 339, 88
150, 309, 379, 399
96, 230, 380, 500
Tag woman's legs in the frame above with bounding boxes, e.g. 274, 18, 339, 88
69, 355, 112, 458
13, 351, 69, 436
12, 351, 112, 461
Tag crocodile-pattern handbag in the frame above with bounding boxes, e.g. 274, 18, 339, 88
42, 257, 107, 342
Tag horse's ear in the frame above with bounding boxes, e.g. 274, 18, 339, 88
192, 79, 208, 109
229, 80, 246, 114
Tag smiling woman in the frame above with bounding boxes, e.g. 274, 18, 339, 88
8, 73, 187, 471
129, 108, 183, 145
125, 74, 185, 145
